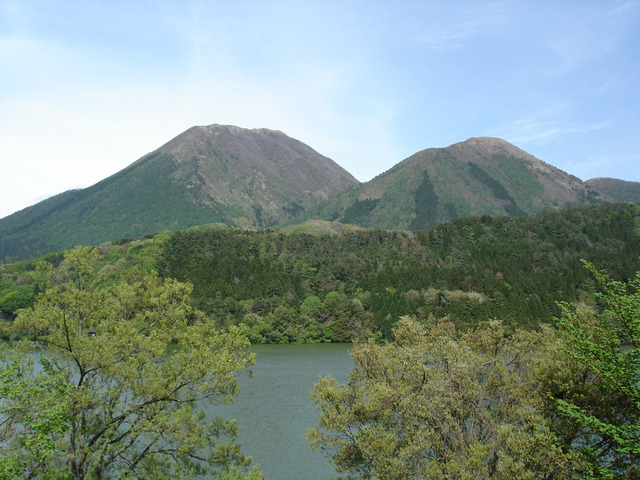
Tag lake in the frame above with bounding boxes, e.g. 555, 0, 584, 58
221, 343, 354, 480
17, 343, 353, 478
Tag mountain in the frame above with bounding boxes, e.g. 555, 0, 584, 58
0, 125, 358, 262
2, 129, 633, 264
586, 177, 640, 203
302, 137, 607, 230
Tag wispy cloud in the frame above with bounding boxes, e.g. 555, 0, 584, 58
496, 117, 613, 146
537, 1, 640, 74
413, 1, 511, 52
563, 152, 640, 182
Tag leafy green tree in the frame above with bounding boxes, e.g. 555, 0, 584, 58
0, 353, 72, 479
555, 262, 640, 478
0, 284, 34, 320
1, 247, 262, 480
299, 295, 325, 319
308, 316, 587, 479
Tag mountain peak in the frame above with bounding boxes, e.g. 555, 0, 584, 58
455, 137, 530, 156
586, 177, 640, 202
308, 136, 607, 231
192, 124, 287, 136
1, 126, 632, 264
461, 136, 509, 146
0, 125, 358, 262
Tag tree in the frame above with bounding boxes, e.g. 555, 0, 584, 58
0, 353, 71, 480
555, 262, 640, 479
0, 284, 34, 320
0, 247, 263, 480
308, 316, 587, 479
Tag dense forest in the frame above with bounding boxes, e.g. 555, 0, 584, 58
158, 202, 640, 342
3, 202, 638, 343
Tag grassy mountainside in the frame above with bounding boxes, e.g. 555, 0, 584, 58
4, 202, 638, 343
303, 137, 606, 230
586, 177, 640, 203
0, 125, 358, 262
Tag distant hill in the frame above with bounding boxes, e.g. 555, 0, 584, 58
0, 125, 358, 262
586, 177, 640, 203
302, 137, 607, 230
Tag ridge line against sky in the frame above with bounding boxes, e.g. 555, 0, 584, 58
1, 0, 639, 219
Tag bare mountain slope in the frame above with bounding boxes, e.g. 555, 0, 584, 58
157, 125, 357, 217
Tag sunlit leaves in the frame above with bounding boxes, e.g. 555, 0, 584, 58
308, 316, 586, 479
1, 247, 262, 480
555, 262, 640, 478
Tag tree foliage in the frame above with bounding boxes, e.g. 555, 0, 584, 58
0, 246, 262, 480
555, 262, 640, 478
308, 316, 588, 479
0, 354, 72, 479
157, 203, 640, 342
3, 202, 639, 344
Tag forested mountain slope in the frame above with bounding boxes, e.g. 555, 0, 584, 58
0, 125, 358, 262
158, 202, 640, 341
2, 202, 639, 342
302, 137, 608, 230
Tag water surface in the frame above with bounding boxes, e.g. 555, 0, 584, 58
225, 343, 353, 480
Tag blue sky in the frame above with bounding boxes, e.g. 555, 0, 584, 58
1, 0, 639, 219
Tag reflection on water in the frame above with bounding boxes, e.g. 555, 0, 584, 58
220, 343, 353, 480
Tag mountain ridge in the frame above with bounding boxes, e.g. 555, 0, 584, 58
585, 177, 640, 203
0, 124, 358, 262
1, 126, 638, 263
301, 136, 612, 230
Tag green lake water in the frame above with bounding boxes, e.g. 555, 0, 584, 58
220, 344, 353, 480
221, 343, 353, 480
22, 343, 353, 478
